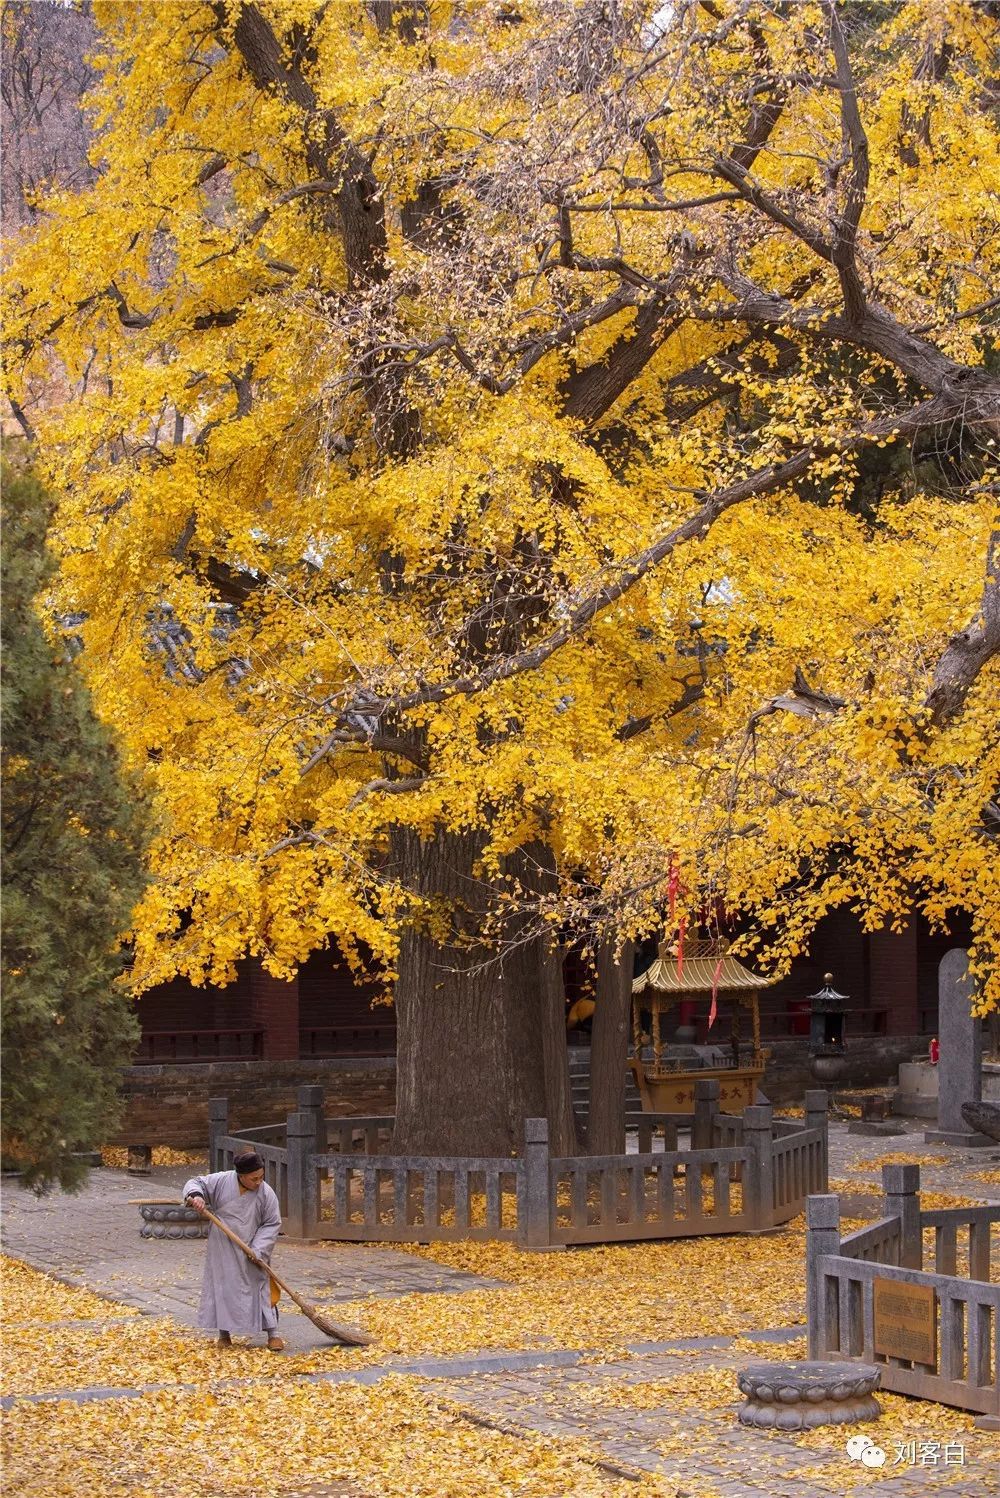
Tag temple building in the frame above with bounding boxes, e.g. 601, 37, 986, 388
133, 905, 968, 1067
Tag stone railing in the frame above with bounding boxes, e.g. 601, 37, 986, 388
210, 1081, 828, 1249
806, 1164, 1000, 1420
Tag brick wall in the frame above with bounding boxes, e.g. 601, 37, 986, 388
869, 924, 919, 1034
136, 965, 256, 1034
760, 1034, 928, 1103
113, 1058, 396, 1148
248, 960, 299, 1060
298, 948, 389, 1025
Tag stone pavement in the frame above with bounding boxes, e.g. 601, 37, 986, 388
3, 1125, 998, 1496
824, 1117, 1000, 1215
0, 1162, 507, 1354
425, 1337, 998, 1497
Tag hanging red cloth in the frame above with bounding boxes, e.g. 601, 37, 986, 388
708, 954, 724, 1030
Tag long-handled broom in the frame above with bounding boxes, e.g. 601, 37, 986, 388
130, 1199, 374, 1347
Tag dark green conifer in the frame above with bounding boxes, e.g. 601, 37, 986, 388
2, 459, 148, 1189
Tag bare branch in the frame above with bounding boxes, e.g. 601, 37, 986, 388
322, 394, 962, 732
825, 0, 870, 320
711, 153, 834, 262
346, 775, 425, 810
748, 666, 847, 732
924, 529, 1000, 730
300, 728, 428, 776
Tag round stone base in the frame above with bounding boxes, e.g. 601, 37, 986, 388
139, 1204, 210, 1240
737, 1362, 881, 1432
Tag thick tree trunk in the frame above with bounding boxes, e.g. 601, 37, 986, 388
538, 934, 579, 1156
391, 829, 580, 1157
505, 842, 578, 1157
391, 825, 547, 1156
587, 936, 634, 1155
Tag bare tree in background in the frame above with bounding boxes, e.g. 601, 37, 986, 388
1, 0, 96, 235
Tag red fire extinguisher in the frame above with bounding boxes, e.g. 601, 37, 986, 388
929, 1037, 939, 1065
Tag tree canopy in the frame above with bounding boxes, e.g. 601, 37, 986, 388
2, 0, 998, 1147
1, 459, 148, 1189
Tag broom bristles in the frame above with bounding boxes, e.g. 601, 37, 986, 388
299, 1297, 375, 1346
312, 1310, 375, 1346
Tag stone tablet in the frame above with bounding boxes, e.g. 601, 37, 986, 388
925, 949, 990, 1147
873, 1279, 936, 1365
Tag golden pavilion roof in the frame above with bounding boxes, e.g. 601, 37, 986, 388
632, 938, 774, 995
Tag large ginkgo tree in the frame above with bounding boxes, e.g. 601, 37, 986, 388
4, 0, 998, 1154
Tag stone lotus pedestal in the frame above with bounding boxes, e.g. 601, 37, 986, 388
737, 1362, 881, 1431
139, 1204, 209, 1239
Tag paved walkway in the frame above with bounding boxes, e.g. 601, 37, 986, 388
3, 1124, 998, 1496
0, 1162, 507, 1354
428, 1338, 998, 1497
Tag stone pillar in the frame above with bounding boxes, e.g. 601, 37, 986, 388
868, 922, 919, 1035
208, 1097, 229, 1171
298, 1084, 328, 1180
285, 1109, 318, 1239
743, 1103, 774, 1230
882, 1163, 922, 1268
249, 958, 300, 1060
519, 1117, 552, 1250
297, 1084, 327, 1154
805, 1089, 830, 1188
806, 1194, 842, 1359
692, 1078, 720, 1150
925, 949, 990, 1146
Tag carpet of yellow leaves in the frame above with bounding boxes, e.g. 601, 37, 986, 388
649, 1379, 999, 1494
509, 1362, 999, 1495
3, 1234, 998, 1498
1, 1233, 812, 1398
847, 1152, 951, 1174
1, 1257, 138, 1323
0, 1374, 695, 1498
100, 1147, 207, 1169
348, 1230, 811, 1355
827, 1180, 977, 1212
0, 1312, 385, 1396
788, 1391, 996, 1493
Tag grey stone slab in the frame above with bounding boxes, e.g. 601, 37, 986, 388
624, 1334, 736, 1353
932, 949, 983, 1137
2, 1315, 141, 1331
924, 1128, 993, 1147
3, 1384, 149, 1408
741, 1326, 805, 1344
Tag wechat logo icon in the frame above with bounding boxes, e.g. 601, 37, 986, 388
846, 1435, 886, 1467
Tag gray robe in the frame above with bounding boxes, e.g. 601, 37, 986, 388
183, 1170, 281, 1334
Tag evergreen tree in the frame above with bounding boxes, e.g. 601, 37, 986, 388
1, 458, 148, 1190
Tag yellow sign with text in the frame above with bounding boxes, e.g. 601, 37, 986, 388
873, 1279, 937, 1367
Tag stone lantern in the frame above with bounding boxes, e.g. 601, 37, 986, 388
809, 973, 848, 1082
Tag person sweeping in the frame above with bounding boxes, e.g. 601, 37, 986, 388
184, 1150, 285, 1352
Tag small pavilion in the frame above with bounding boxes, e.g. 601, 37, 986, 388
631, 937, 776, 1113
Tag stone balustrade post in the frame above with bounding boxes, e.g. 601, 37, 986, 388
743, 1103, 774, 1230
520, 1117, 552, 1250
805, 1088, 830, 1187
806, 1194, 842, 1359
285, 1109, 318, 1239
692, 1078, 721, 1151
208, 1097, 229, 1172
882, 1163, 922, 1269
298, 1084, 328, 1179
